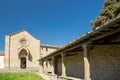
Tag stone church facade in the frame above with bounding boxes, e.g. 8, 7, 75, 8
4, 30, 60, 71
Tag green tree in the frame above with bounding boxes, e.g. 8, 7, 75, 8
91, 0, 120, 30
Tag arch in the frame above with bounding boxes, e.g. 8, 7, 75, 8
19, 49, 28, 56
18, 47, 29, 54
19, 49, 28, 69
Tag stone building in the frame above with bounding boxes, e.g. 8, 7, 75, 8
1, 16, 120, 80
39, 17, 120, 80
0, 52, 4, 69
4, 30, 60, 71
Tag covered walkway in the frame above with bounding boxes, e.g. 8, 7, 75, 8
39, 17, 120, 80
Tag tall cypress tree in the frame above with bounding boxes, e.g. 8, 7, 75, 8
91, 0, 120, 30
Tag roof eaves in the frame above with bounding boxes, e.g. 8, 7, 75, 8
39, 17, 120, 61
41, 44, 62, 48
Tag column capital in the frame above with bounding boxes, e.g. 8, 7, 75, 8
61, 53, 66, 56
82, 44, 89, 48
51, 56, 55, 59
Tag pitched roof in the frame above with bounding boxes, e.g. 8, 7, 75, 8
0, 52, 4, 56
6, 30, 39, 40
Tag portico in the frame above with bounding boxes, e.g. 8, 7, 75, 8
39, 17, 120, 80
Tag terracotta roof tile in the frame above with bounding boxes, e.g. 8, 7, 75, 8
0, 52, 4, 56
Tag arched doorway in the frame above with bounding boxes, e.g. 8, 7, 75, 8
19, 49, 28, 69
21, 57, 26, 69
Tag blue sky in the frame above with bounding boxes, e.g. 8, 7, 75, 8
0, 0, 104, 51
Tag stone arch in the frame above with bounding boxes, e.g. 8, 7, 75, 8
18, 47, 32, 62
18, 47, 29, 54
19, 49, 28, 56
19, 49, 28, 69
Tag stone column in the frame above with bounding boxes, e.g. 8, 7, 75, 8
39, 61, 43, 73
43, 60, 48, 74
51, 56, 55, 75
43, 60, 46, 73
61, 53, 66, 77
82, 44, 91, 80
45, 59, 48, 74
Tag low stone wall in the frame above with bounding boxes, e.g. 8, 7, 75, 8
58, 76, 83, 80
47, 74, 58, 80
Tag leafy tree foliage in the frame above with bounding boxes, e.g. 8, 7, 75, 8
91, 0, 120, 30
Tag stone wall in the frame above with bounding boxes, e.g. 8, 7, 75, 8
41, 46, 58, 57
89, 45, 120, 80
55, 44, 120, 80
56, 57, 62, 76
56, 52, 84, 79
0, 56, 4, 69
65, 53, 84, 79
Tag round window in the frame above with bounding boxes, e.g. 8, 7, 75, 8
20, 39, 27, 46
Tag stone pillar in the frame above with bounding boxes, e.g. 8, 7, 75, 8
82, 44, 91, 80
43, 60, 48, 74
51, 56, 55, 75
39, 61, 43, 73
45, 59, 48, 74
61, 53, 66, 77
42, 61, 45, 73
